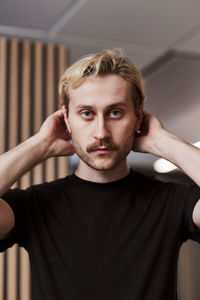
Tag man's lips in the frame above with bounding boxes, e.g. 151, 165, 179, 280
93, 146, 110, 150
86, 141, 119, 153
91, 147, 113, 154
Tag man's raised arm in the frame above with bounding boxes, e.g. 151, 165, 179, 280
0, 109, 75, 239
133, 111, 200, 227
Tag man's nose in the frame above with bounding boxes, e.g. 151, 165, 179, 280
94, 117, 111, 140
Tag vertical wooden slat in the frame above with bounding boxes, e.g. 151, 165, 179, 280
21, 41, 31, 142
20, 40, 31, 300
33, 42, 43, 133
58, 46, 68, 81
33, 42, 43, 185
46, 44, 56, 182
0, 253, 4, 300
0, 37, 7, 154
6, 245, 17, 300
46, 44, 55, 116
7, 38, 19, 300
0, 36, 7, 300
19, 249, 30, 300
8, 39, 19, 149
58, 46, 69, 178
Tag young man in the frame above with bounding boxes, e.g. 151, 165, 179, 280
0, 49, 200, 300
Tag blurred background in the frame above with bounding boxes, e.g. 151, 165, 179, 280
0, 0, 200, 299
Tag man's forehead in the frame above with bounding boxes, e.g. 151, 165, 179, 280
70, 74, 130, 90
68, 74, 133, 106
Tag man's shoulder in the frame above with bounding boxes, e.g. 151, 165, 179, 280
30, 174, 74, 193
131, 169, 200, 201
129, 169, 182, 197
129, 169, 160, 186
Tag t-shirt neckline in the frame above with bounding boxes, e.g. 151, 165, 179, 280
69, 169, 134, 188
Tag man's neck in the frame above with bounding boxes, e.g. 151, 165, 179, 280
75, 161, 130, 183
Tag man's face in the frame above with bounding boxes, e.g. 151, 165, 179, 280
65, 74, 142, 171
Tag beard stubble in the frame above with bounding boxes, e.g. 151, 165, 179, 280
71, 133, 134, 171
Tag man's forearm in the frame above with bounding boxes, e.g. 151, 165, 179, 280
0, 134, 50, 197
152, 129, 200, 186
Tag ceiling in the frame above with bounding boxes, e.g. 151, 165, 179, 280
0, 0, 200, 171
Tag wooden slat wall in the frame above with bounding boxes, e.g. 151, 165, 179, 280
0, 36, 68, 300
20, 40, 31, 300
58, 47, 69, 176
0, 36, 7, 300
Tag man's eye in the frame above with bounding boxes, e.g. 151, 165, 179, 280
81, 111, 93, 118
110, 110, 122, 118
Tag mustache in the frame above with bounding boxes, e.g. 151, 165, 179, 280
86, 140, 119, 153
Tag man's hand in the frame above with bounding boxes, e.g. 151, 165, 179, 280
133, 110, 200, 188
0, 110, 75, 197
133, 111, 166, 156
37, 109, 75, 158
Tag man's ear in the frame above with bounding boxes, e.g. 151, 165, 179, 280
61, 105, 71, 134
135, 104, 144, 132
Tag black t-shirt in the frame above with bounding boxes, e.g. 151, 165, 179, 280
1, 169, 200, 300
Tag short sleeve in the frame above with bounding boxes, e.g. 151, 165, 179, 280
0, 187, 31, 252
181, 183, 200, 243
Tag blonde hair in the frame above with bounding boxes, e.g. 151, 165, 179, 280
59, 49, 146, 115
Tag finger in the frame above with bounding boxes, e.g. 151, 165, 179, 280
52, 109, 64, 119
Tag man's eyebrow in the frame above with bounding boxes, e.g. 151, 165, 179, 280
76, 105, 94, 110
106, 102, 128, 109
76, 102, 128, 110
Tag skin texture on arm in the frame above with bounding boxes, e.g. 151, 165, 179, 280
0, 199, 15, 239
0, 110, 75, 197
133, 111, 200, 227
0, 109, 75, 239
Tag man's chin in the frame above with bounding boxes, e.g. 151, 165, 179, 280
87, 165, 117, 172
84, 158, 122, 172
